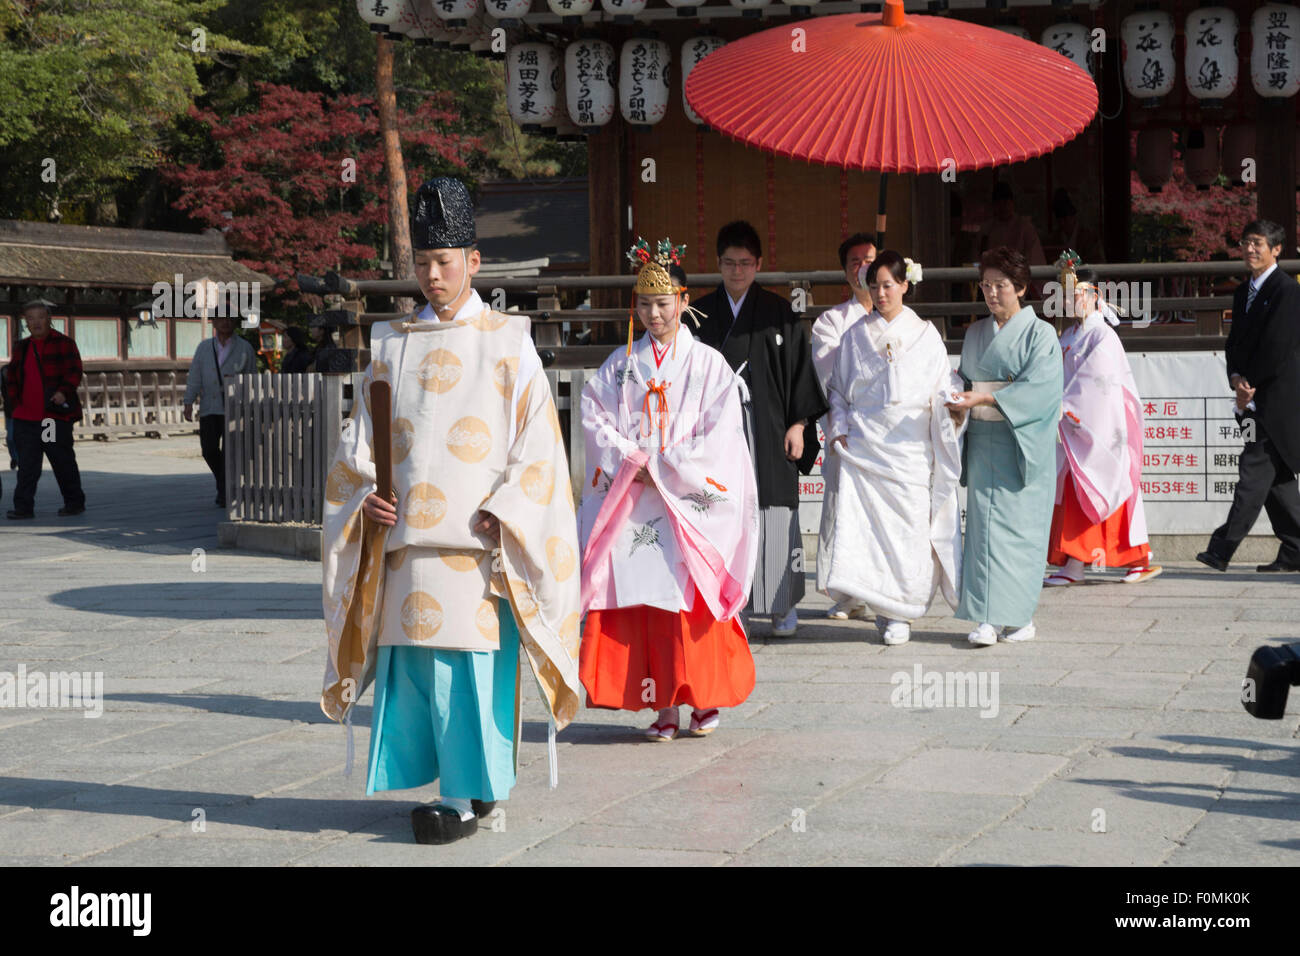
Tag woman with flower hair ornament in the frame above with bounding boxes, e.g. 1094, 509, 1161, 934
822, 251, 967, 646
578, 237, 760, 741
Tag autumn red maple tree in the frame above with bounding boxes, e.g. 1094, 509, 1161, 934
163, 82, 485, 286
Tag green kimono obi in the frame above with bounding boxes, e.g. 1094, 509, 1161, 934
956, 307, 1063, 628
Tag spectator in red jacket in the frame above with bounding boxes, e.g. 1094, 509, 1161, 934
5, 300, 85, 519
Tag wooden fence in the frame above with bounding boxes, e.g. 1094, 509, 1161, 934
224, 373, 344, 524
220, 369, 591, 527
73, 371, 195, 441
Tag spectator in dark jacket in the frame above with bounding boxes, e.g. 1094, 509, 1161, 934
5, 300, 86, 518
1, 364, 16, 470
279, 326, 314, 374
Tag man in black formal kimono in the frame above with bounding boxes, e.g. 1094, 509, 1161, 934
694, 220, 829, 635
1197, 219, 1300, 573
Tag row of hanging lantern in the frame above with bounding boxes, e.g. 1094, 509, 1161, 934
1134, 124, 1267, 193
504, 36, 724, 132
1121, 5, 1300, 107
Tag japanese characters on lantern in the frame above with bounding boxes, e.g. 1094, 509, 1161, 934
1122, 11, 1177, 104
566, 38, 617, 131
682, 36, 725, 125
1251, 4, 1300, 98
1184, 8, 1238, 104
620, 38, 671, 129
508, 42, 561, 131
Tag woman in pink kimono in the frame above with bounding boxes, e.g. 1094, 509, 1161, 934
1045, 265, 1161, 586
579, 238, 759, 741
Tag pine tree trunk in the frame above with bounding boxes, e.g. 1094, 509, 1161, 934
377, 34, 415, 315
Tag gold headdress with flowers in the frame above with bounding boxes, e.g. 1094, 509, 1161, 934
625, 236, 703, 355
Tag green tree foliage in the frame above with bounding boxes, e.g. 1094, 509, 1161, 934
0, 0, 259, 220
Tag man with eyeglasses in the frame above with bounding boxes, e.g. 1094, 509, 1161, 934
1196, 220, 1300, 573
694, 220, 829, 637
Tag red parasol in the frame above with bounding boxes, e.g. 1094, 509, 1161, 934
684, 0, 1098, 242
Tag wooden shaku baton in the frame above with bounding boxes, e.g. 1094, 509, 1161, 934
370, 380, 393, 504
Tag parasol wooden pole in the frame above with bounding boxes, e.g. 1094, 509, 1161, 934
875, 172, 889, 249
371, 381, 393, 505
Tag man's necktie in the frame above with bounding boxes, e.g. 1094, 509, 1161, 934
1245, 281, 1258, 313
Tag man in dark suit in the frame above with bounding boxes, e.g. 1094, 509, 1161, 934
693, 220, 828, 636
1198, 220, 1300, 572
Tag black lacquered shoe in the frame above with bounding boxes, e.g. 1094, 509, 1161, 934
58, 505, 85, 516
1256, 561, 1300, 573
470, 799, 497, 818
6, 510, 33, 520
1195, 551, 1229, 572
411, 804, 478, 845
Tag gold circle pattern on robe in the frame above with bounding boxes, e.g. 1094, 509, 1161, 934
468, 310, 508, 332
493, 357, 519, 397
475, 599, 499, 640
325, 461, 367, 505
546, 536, 575, 581
416, 348, 463, 393
404, 483, 448, 528
447, 416, 492, 463
521, 460, 555, 505
391, 417, 415, 464
439, 549, 482, 572
400, 591, 443, 642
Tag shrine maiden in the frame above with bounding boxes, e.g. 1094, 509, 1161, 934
1045, 262, 1161, 586
579, 238, 759, 741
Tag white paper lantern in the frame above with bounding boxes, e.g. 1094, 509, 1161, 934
994, 26, 1030, 42
428, 0, 480, 27
1183, 127, 1221, 190
482, 0, 530, 25
730, 0, 772, 18
1041, 22, 1090, 75
507, 43, 561, 131
566, 39, 616, 131
620, 37, 671, 129
356, 0, 405, 32
682, 36, 725, 125
601, 0, 647, 23
1184, 8, 1238, 104
666, 0, 707, 16
388, 0, 424, 40
547, 0, 593, 22
1122, 11, 1176, 104
1251, 4, 1300, 98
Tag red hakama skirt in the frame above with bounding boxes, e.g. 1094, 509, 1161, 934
579, 597, 755, 711
1048, 473, 1150, 569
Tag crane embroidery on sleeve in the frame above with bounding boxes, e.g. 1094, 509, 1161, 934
629, 517, 663, 557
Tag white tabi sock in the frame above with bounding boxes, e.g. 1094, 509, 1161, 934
440, 796, 475, 822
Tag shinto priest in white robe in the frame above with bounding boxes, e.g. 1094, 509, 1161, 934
320, 290, 582, 772
822, 305, 967, 621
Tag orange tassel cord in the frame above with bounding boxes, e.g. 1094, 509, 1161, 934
706, 477, 727, 492
640, 379, 671, 453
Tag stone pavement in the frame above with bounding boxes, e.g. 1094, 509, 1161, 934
1, 434, 1298, 867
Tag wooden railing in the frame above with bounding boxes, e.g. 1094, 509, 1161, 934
73, 371, 196, 441
223, 373, 344, 525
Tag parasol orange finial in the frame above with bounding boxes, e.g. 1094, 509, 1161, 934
883, 0, 904, 27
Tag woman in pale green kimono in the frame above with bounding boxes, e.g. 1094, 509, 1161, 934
945, 246, 1063, 646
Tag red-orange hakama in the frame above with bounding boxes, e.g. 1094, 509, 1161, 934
1048, 473, 1150, 569
579, 598, 755, 711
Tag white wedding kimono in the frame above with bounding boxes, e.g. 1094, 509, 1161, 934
811, 297, 871, 597
823, 307, 966, 621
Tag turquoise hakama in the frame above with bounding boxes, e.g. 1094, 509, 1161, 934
956, 307, 1063, 629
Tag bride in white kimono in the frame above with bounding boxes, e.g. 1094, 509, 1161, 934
823, 251, 966, 645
